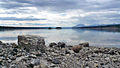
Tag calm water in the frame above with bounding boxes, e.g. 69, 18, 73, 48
0, 29, 120, 48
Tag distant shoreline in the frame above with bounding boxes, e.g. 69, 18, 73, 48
0, 24, 120, 31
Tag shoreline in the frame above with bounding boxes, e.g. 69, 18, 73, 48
0, 35, 120, 68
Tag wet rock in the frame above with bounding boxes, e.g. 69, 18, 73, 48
72, 45, 82, 53
57, 42, 66, 48
18, 35, 46, 53
49, 42, 57, 47
52, 59, 61, 64
79, 42, 89, 47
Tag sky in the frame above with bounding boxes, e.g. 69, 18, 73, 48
0, 0, 120, 27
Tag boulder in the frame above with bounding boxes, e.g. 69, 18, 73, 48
18, 35, 46, 53
72, 45, 82, 53
0, 41, 2, 45
79, 42, 89, 47
57, 42, 66, 48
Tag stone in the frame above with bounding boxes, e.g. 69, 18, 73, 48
28, 63, 34, 68
52, 59, 61, 64
49, 42, 57, 47
11, 51, 17, 56
31, 52, 42, 57
11, 43, 18, 48
108, 50, 115, 55
72, 45, 82, 53
50, 64, 56, 67
34, 66, 40, 68
13, 48, 18, 52
8, 59, 12, 63
31, 59, 40, 65
18, 35, 46, 53
16, 53, 22, 57
29, 54, 37, 58
0, 58, 2, 64
65, 50, 70, 54
51, 52, 59, 56
16, 56, 25, 62
79, 42, 89, 47
54, 67, 60, 68
40, 63, 48, 68
57, 42, 66, 48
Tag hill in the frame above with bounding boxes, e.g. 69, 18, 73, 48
73, 24, 120, 31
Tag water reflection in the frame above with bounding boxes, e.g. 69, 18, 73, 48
0, 29, 120, 48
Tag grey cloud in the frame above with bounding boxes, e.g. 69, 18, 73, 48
0, 17, 47, 21
1, 0, 120, 12
0, 0, 120, 26
24, 23, 52, 26
72, 12, 120, 26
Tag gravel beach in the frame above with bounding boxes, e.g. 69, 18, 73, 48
0, 35, 120, 68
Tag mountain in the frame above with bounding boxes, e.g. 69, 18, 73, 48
73, 24, 120, 31
74, 24, 85, 27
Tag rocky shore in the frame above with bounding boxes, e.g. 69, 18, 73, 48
0, 35, 120, 68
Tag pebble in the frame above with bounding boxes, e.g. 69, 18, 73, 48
29, 54, 37, 58
52, 59, 61, 64
50, 64, 56, 67
40, 63, 48, 68
49, 42, 57, 47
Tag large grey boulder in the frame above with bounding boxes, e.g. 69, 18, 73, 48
18, 35, 46, 53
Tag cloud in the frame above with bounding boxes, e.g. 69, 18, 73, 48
0, 17, 46, 21
0, 0, 120, 26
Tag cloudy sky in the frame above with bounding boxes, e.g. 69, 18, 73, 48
0, 0, 120, 27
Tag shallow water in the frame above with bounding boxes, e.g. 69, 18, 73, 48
0, 29, 120, 48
